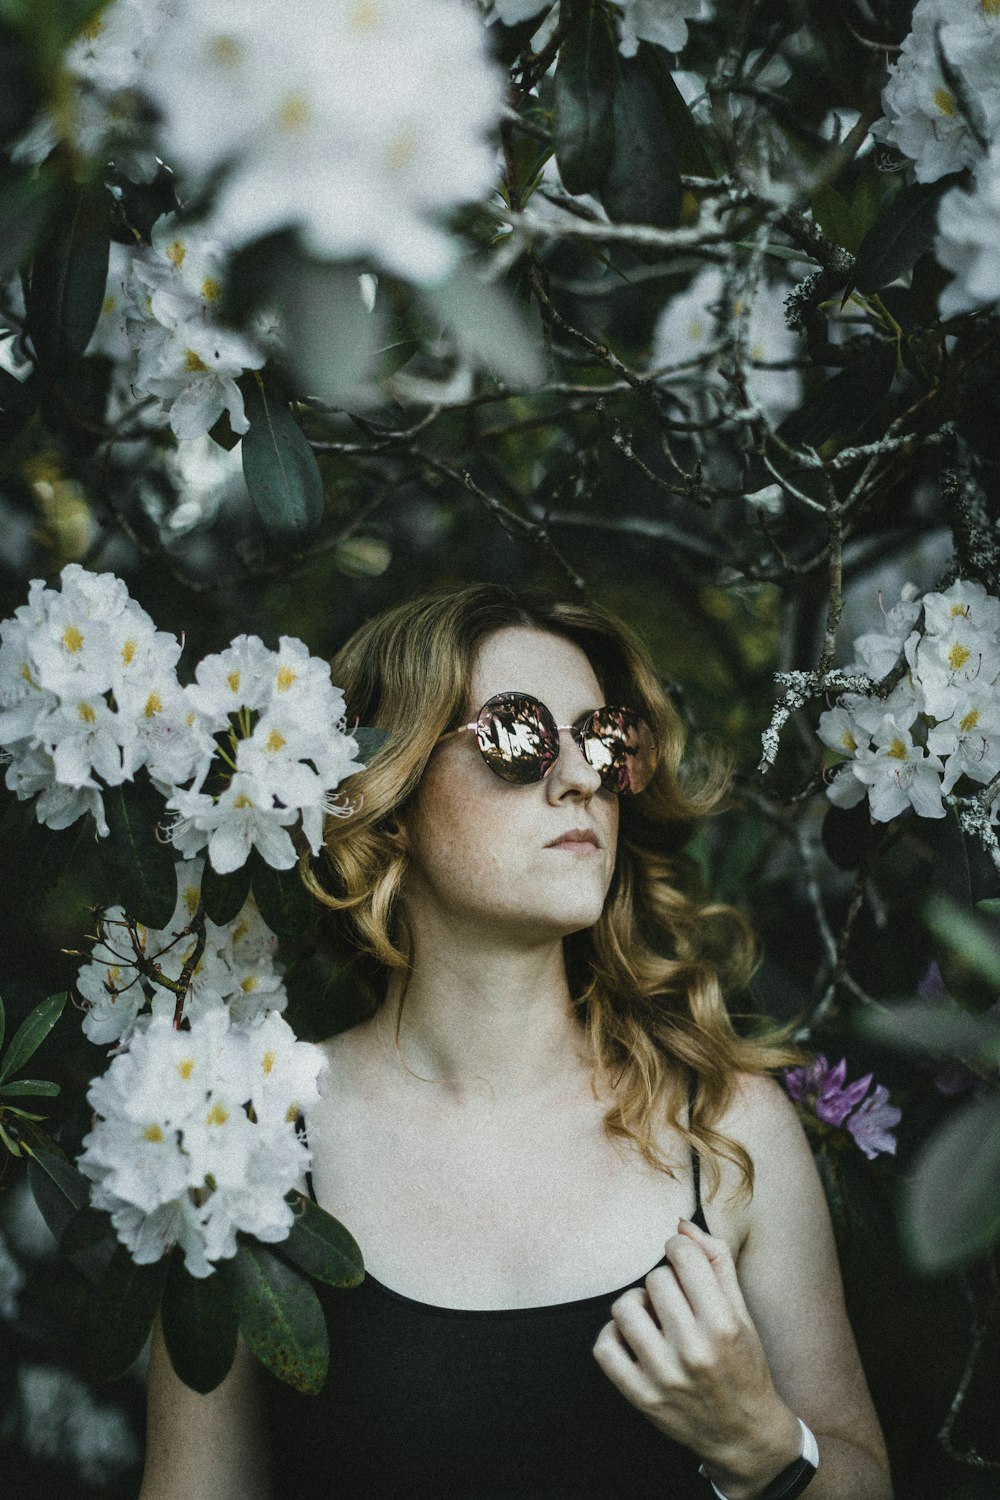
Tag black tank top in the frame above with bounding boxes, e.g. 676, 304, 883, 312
265, 1110, 711, 1498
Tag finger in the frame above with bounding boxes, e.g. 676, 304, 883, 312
592, 1316, 661, 1406
643, 1261, 699, 1339
608, 1287, 670, 1374
662, 1234, 732, 1324
677, 1216, 747, 1312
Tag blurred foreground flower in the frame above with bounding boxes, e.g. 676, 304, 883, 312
784, 1055, 901, 1160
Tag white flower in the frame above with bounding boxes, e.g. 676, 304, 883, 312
938, 143, 1000, 315
142, 0, 505, 284
185, 634, 277, 729
78, 1009, 323, 1276
874, 0, 1000, 183
616, 0, 704, 57
124, 215, 266, 440
651, 266, 802, 423
60, 0, 176, 178
166, 776, 300, 873
850, 717, 946, 821
927, 689, 1000, 792
818, 704, 870, 759
922, 578, 1000, 639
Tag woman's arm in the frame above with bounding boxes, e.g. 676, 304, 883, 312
593, 1073, 893, 1500
139, 1320, 270, 1500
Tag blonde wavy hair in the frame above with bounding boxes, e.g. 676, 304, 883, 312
305, 584, 798, 1199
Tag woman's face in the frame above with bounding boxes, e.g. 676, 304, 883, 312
400, 627, 619, 944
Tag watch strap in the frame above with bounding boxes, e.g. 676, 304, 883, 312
700, 1418, 819, 1500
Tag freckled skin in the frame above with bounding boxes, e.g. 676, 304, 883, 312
401, 627, 620, 949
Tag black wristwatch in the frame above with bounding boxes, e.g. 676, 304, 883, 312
700, 1418, 819, 1500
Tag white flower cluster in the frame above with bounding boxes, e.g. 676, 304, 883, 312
78, 1008, 325, 1277
78, 858, 286, 1047
819, 579, 1000, 823
650, 265, 802, 424
136, 0, 504, 286
0, 565, 195, 837
873, 0, 1000, 317
0, 565, 363, 867
89, 216, 269, 441
490, 0, 705, 57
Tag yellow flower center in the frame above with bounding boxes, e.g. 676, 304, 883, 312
933, 87, 957, 117
262, 1050, 276, 1075
185, 349, 208, 373
983, 0, 1000, 17
960, 709, 980, 733
241, 977, 258, 993
887, 738, 908, 760
63, 624, 84, 654
206, 1102, 229, 1126
228, 670, 241, 693
350, 0, 382, 28
276, 666, 297, 692
183, 884, 200, 916
121, 639, 137, 666
102, 293, 117, 316
166, 239, 186, 268
234, 792, 253, 810
266, 728, 286, 753
232, 920, 249, 943
144, 691, 163, 719
178, 1058, 195, 1080
949, 642, 972, 671
278, 93, 310, 132
950, 602, 970, 617
841, 731, 858, 752
78, 701, 96, 725
386, 131, 417, 171
202, 277, 221, 303
143, 1124, 164, 1143
209, 33, 242, 65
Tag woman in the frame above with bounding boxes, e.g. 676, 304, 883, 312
140, 585, 893, 1500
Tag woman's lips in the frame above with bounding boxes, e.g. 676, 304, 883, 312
545, 829, 600, 853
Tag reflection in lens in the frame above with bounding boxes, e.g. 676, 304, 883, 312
582, 707, 657, 795
475, 693, 559, 784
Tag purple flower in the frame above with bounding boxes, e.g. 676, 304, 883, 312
782, 1055, 901, 1160
814, 1057, 874, 1127
846, 1085, 902, 1160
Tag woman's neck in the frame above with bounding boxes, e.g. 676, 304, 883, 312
377, 927, 597, 1108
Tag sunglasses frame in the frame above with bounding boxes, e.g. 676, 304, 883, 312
438, 690, 656, 796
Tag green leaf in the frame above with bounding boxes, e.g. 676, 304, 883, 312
242, 374, 325, 541
0, 805, 89, 907
642, 46, 715, 179
903, 1090, 1000, 1274
0, 990, 66, 1084
849, 175, 958, 298
85, 1243, 167, 1381
230, 1241, 329, 1394
0, 1078, 60, 1097
353, 725, 389, 764
857, 997, 1000, 1063
100, 780, 178, 929
0, 169, 57, 279
596, 46, 680, 230
0, 365, 37, 439
420, 264, 546, 390
925, 894, 1000, 990
161, 1255, 238, 1394
554, 2, 616, 195
0, 995, 5, 1056
59, 1204, 117, 1284
277, 1194, 365, 1289
811, 185, 856, 254
26, 181, 111, 366
27, 1148, 91, 1245
773, 340, 898, 455
200, 856, 252, 927
248, 850, 313, 941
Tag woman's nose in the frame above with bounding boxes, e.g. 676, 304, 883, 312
545, 729, 602, 801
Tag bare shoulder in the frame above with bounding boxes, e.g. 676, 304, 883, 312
699, 1071, 814, 1230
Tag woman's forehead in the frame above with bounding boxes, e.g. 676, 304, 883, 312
467, 627, 603, 715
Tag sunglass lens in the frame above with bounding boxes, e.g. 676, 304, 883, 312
583, 708, 657, 795
475, 693, 559, 784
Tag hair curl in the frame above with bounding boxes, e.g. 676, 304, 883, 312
304, 584, 799, 1201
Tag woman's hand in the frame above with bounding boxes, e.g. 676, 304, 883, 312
592, 1216, 802, 1499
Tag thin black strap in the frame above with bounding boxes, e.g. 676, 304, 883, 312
687, 1071, 707, 1230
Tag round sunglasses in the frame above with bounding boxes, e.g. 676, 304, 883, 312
439, 691, 657, 796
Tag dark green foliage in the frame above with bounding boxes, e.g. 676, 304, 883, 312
242, 375, 326, 542
161, 1256, 238, 1394
230, 1241, 329, 1394
101, 781, 179, 930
